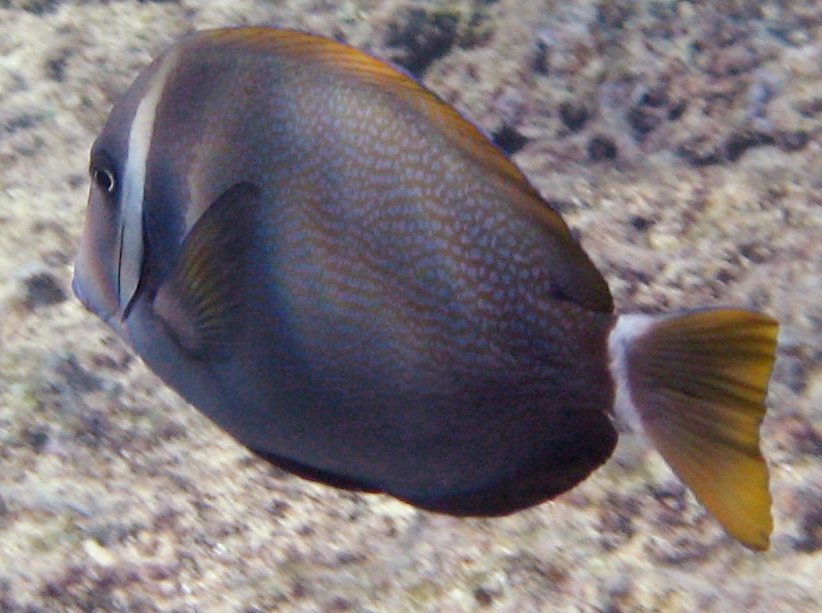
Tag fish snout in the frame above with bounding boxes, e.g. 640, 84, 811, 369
71, 260, 117, 325
71, 273, 89, 310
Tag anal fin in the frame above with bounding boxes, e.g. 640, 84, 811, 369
251, 448, 382, 494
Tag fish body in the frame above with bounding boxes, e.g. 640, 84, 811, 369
73, 28, 778, 548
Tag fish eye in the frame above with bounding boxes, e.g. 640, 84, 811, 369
93, 166, 116, 194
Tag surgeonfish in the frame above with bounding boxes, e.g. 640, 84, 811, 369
72, 27, 779, 549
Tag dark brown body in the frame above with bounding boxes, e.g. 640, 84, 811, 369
75, 29, 621, 515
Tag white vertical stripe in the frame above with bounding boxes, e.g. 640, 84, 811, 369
607, 313, 658, 433
117, 48, 180, 315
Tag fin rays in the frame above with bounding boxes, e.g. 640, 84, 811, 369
611, 308, 778, 549
153, 182, 260, 358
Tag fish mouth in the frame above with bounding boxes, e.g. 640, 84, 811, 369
71, 273, 116, 326
71, 274, 91, 311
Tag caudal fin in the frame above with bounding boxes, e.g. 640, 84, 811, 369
609, 309, 779, 550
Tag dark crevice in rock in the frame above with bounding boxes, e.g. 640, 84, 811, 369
588, 135, 618, 161
1, 0, 60, 15
723, 130, 775, 161
386, 8, 460, 76
23, 269, 66, 309
559, 101, 591, 132
491, 124, 528, 155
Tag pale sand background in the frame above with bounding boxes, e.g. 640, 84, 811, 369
0, 1, 820, 610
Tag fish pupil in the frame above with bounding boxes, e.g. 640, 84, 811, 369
93, 167, 116, 194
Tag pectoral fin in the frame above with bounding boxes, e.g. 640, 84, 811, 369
153, 182, 260, 358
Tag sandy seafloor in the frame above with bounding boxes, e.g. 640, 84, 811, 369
0, 0, 820, 610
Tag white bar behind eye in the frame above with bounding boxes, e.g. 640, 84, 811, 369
118, 48, 180, 316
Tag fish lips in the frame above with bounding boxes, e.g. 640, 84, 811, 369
71, 263, 118, 328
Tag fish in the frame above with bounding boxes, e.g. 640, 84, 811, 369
72, 27, 779, 549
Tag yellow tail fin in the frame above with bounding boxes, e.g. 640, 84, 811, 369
609, 309, 779, 549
